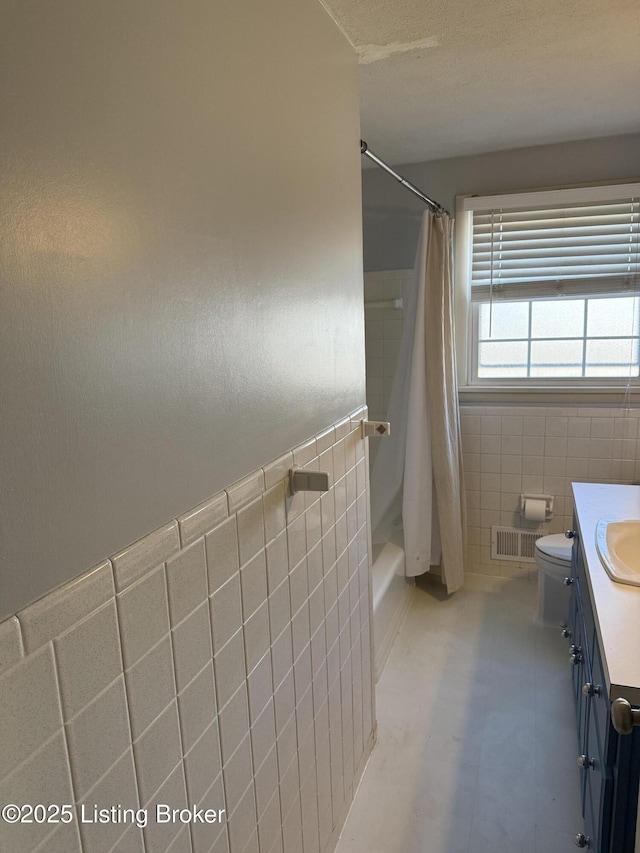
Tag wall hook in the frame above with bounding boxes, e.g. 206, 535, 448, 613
289, 466, 331, 495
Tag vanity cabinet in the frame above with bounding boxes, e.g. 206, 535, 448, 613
565, 521, 640, 851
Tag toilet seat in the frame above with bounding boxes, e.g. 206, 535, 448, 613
535, 533, 572, 563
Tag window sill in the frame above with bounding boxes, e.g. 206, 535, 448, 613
458, 385, 640, 406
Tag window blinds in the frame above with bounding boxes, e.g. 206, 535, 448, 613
468, 188, 640, 303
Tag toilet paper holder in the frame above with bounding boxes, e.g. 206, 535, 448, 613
520, 493, 554, 520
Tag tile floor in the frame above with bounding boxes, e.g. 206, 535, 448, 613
336, 573, 583, 853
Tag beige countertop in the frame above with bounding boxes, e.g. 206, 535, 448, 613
573, 482, 640, 706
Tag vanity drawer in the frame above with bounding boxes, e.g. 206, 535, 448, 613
589, 639, 615, 769
574, 527, 587, 587
583, 696, 614, 853
569, 591, 591, 751
584, 761, 612, 853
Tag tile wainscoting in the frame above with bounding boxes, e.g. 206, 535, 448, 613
461, 404, 640, 577
0, 408, 375, 853
363, 270, 410, 425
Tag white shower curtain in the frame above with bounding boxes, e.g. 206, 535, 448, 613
370, 211, 465, 593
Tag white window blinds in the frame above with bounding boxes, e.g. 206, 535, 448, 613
464, 184, 640, 303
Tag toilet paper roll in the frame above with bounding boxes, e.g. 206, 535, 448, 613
524, 498, 547, 522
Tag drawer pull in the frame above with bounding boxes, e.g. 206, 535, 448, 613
573, 833, 590, 848
582, 683, 601, 697
611, 698, 640, 736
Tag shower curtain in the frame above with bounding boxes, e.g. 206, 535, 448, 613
370, 211, 466, 593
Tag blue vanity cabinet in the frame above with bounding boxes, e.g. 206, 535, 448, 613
568, 580, 589, 753
567, 521, 640, 852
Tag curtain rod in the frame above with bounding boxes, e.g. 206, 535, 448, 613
360, 139, 449, 216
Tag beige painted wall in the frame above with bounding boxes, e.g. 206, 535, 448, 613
0, 0, 365, 619
362, 133, 640, 270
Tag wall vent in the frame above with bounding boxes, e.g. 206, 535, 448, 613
490, 526, 544, 563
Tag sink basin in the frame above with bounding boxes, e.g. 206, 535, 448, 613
596, 520, 640, 587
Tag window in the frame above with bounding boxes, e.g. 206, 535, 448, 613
456, 184, 640, 387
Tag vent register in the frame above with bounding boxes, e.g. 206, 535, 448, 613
491, 526, 544, 562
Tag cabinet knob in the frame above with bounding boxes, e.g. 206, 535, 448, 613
570, 653, 583, 666
573, 833, 590, 848
565, 530, 577, 539
569, 644, 581, 654
611, 698, 640, 736
563, 577, 574, 586
582, 683, 601, 697
561, 627, 572, 639
577, 754, 595, 769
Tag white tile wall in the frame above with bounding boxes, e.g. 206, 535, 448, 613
363, 272, 411, 470
461, 404, 640, 577
0, 407, 375, 853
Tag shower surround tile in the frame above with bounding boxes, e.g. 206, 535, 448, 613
364, 271, 410, 471
0, 407, 373, 853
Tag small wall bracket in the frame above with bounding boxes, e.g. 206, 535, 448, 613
361, 420, 391, 439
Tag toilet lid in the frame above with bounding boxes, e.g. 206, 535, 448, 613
535, 533, 572, 561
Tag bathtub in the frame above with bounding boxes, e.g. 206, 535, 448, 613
371, 529, 414, 680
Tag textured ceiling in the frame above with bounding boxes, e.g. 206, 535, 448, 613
323, 0, 640, 164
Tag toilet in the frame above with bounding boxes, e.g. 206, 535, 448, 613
535, 533, 573, 627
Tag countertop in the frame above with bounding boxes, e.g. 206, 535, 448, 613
573, 482, 640, 706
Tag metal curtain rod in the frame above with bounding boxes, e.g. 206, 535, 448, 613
360, 139, 449, 216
